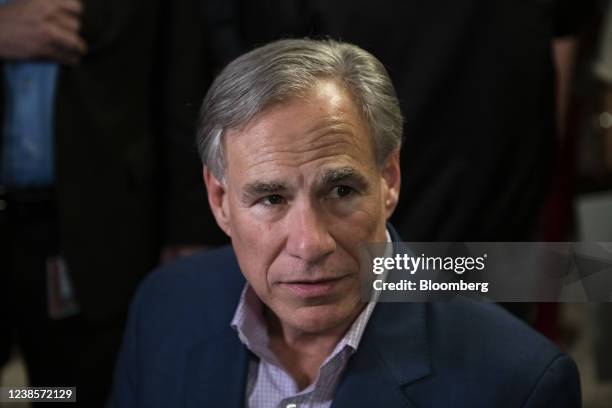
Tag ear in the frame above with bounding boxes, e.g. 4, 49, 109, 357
203, 166, 232, 237
381, 150, 401, 220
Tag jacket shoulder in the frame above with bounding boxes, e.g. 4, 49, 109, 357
430, 299, 560, 361
132, 245, 244, 335
111, 246, 245, 407
417, 299, 580, 406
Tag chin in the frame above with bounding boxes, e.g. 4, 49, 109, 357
288, 302, 360, 334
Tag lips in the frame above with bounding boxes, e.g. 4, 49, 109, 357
281, 276, 348, 298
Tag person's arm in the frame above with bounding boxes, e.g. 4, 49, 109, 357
553, 36, 577, 138
595, 2, 612, 172
602, 86, 612, 171
0, 0, 86, 64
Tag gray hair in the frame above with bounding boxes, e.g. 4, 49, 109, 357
197, 38, 403, 180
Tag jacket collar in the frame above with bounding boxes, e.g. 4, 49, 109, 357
334, 223, 432, 407
182, 305, 430, 408
184, 325, 250, 407
330, 301, 430, 408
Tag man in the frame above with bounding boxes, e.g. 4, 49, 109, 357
111, 39, 581, 407
0, 0, 224, 405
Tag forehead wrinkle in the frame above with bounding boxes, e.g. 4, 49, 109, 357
305, 117, 358, 139
244, 125, 370, 173
227, 84, 376, 179
254, 124, 359, 154
245, 140, 359, 173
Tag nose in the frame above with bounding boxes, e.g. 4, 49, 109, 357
286, 200, 336, 263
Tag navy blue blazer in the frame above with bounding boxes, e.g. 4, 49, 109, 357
110, 232, 581, 407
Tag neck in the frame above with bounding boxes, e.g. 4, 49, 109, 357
265, 305, 364, 390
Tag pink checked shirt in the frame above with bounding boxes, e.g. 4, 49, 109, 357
231, 285, 376, 408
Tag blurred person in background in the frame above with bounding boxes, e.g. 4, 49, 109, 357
592, 0, 612, 383
0, 0, 224, 405
595, 0, 612, 171
537, 0, 597, 344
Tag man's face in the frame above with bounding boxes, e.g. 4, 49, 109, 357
205, 80, 400, 335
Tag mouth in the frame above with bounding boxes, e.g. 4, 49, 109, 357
281, 275, 348, 298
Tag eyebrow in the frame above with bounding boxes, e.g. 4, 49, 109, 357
242, 180, 288, 200
320, 167, 368, 188
241, 167, 369, 202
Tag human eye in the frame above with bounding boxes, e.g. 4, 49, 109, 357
258, 194, 286, 206
329, 185, 356, 199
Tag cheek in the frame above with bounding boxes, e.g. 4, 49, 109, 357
323, 201, 386, 275
330, 197, 384, 241
230, 210, 263, 243
229, 208, 284, 289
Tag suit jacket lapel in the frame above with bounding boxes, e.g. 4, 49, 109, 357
332, 302, 431, 408
183, 326, 250, 408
